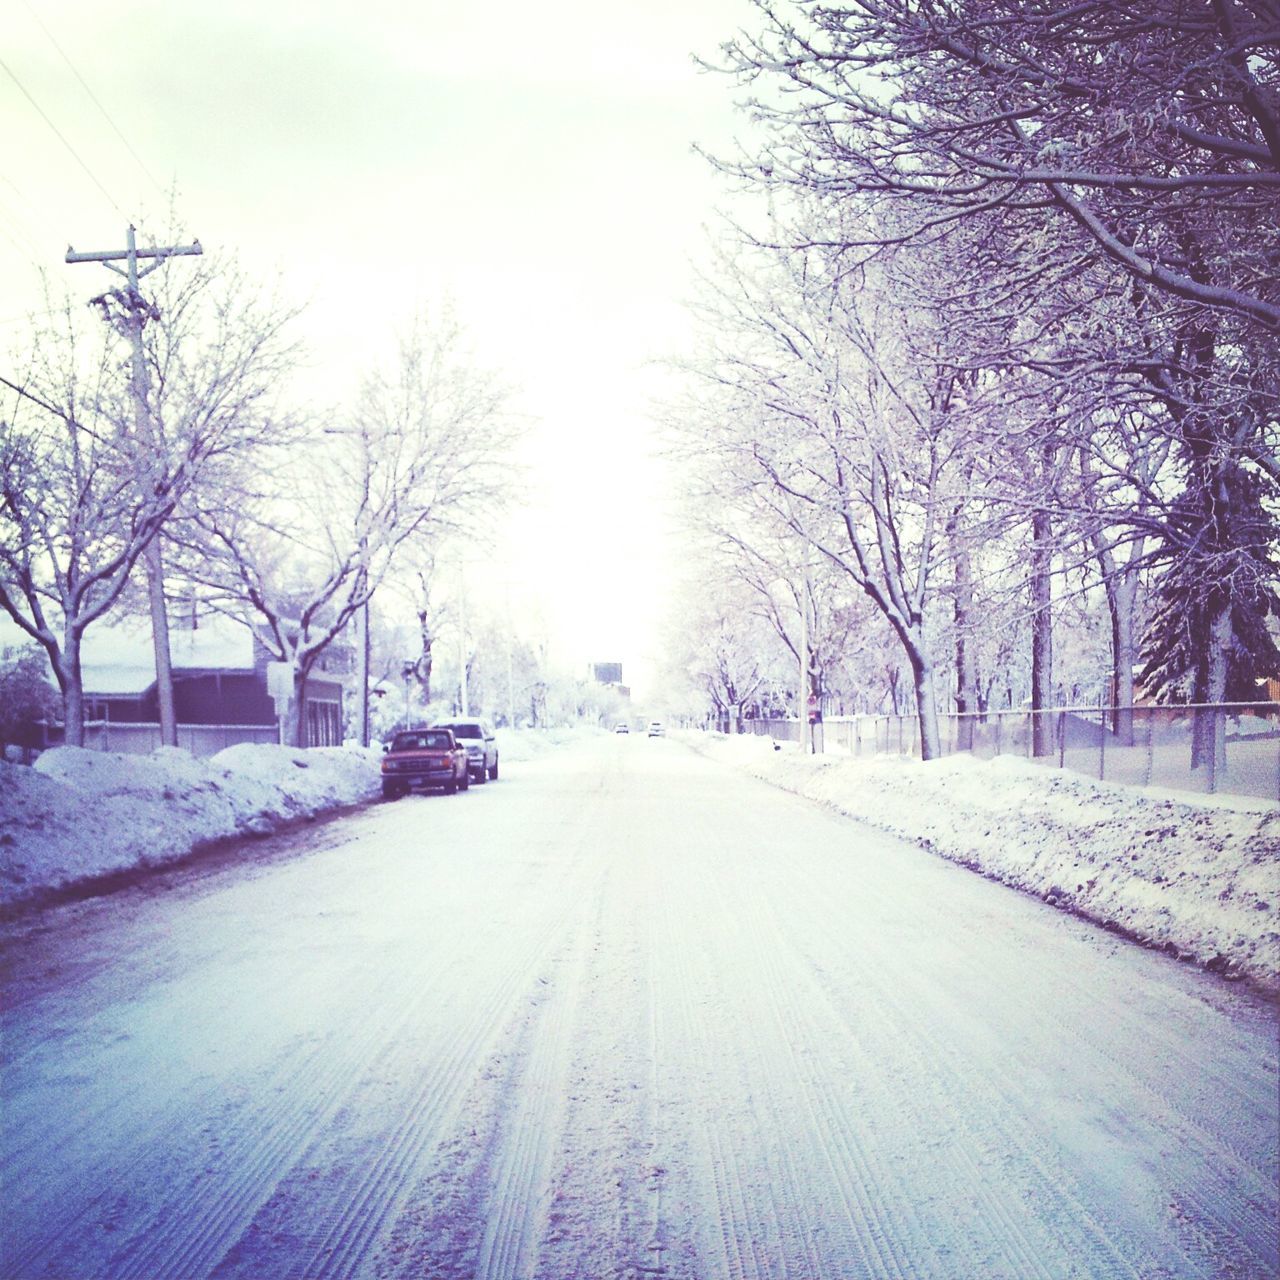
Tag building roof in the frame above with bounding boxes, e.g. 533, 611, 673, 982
80, 616, 258, 695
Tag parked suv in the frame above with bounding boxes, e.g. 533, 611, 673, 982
432, 719, 499, 783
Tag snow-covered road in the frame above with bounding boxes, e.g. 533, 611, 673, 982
2, 735, 1276, 1279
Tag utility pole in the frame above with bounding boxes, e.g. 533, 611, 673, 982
357, 598, 371, 748
458, 562, 469, 717
355, 538, 371, 749
506, 640, 514, 731
504, 578, 515, 730
66, 226, 202, 748
799, 573, 809, 753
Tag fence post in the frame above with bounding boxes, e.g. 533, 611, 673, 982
1098, 707, 1105, 781
1209, 705, 1220, 794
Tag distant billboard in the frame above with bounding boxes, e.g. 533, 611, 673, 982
592, 662, 623, 685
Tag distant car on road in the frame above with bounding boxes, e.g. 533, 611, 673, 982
381, 728, 469, 798
614, 722, 630, 734
432, 719, 499, 783
647, 721, 665, 737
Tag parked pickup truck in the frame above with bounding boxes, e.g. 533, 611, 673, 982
380, 727, 470, 799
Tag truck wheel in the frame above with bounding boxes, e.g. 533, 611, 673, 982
472, 768, 486, 785
488, 759, 499, 781
460, 770, 470, 790
445, 778, 457, 795
381, 780, 403, 800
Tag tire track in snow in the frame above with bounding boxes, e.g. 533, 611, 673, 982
644, 765, 1159, 1279
15, 797, 600, 1280
696, 858, 933, 1280
472, 809, 677, 1280
99, 966, 446, 1280
767, 850, 1160, 1279
469, 884, 592, 1280
649, 830, 865, 1279
726, 878, 953, 1280
3, 958, 408, 1280
2, 823, 460, 1279
260, 882, 596, 1280
734, 863, 1072, 1280
272, 792, 613, 1280
760, 835, 1275, 1279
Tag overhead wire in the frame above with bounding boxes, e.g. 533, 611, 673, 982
0, 53, 127, 220
0, 199, 43, 268
20, 0, 169, 202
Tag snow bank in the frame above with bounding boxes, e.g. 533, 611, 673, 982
0, 744, 382, 908
0, 730, 596, 909
689, 732, 1279, 989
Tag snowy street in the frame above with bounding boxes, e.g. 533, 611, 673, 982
2, 735, 1276, 1279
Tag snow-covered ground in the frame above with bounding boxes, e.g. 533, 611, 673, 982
2, 734, 1275, 1279
2, 726, 1276, 989
0, 743, 382, 908
688, 731, 1279, 989
0, 728, 602, 910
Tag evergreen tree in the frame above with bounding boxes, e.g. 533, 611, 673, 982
1140, 467, 1280, 703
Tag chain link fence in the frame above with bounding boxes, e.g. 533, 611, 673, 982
719, 703, 1280, 802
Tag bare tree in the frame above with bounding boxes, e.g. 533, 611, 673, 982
717, 0, 1279, 333
0, 298, 224, 745
688, 605, 770, 731
710, 0, 1280, 747
184, 310, 517, 746
675, 230, 992, 757
406, 549, 448, 710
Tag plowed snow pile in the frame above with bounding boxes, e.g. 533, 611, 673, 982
693, 733, 1279, 988
0, 744, 381, 907
0, 729, 576, 909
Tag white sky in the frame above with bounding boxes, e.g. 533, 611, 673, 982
2, 0, 758, 699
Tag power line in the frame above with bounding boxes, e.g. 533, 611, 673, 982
0, 200, 43, 268
0, 227, 40, 272
0, 53, 127, 219
0, 306, 70, 330
1, 171, 45, 224
20, 1, 168, 201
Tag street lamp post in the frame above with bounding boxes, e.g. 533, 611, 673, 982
799, 572, 809, 753
401, 661, 416, 729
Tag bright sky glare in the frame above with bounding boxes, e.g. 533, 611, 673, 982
2, 0, 757, 699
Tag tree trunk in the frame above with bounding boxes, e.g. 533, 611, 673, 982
886, 666, 901, 715
53, 629, 86, 748
415, 609, 434, 706
1192, 600, 1231, 779
1094, 524, 1142, 748
62, 665, 85, 748
1111, 570, 1139, 747
952, 535, 977, 751
912, 653, 941, 761
1030, 507, 1054, 757
357, 602, 370, 748
284, 665, 311, 748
